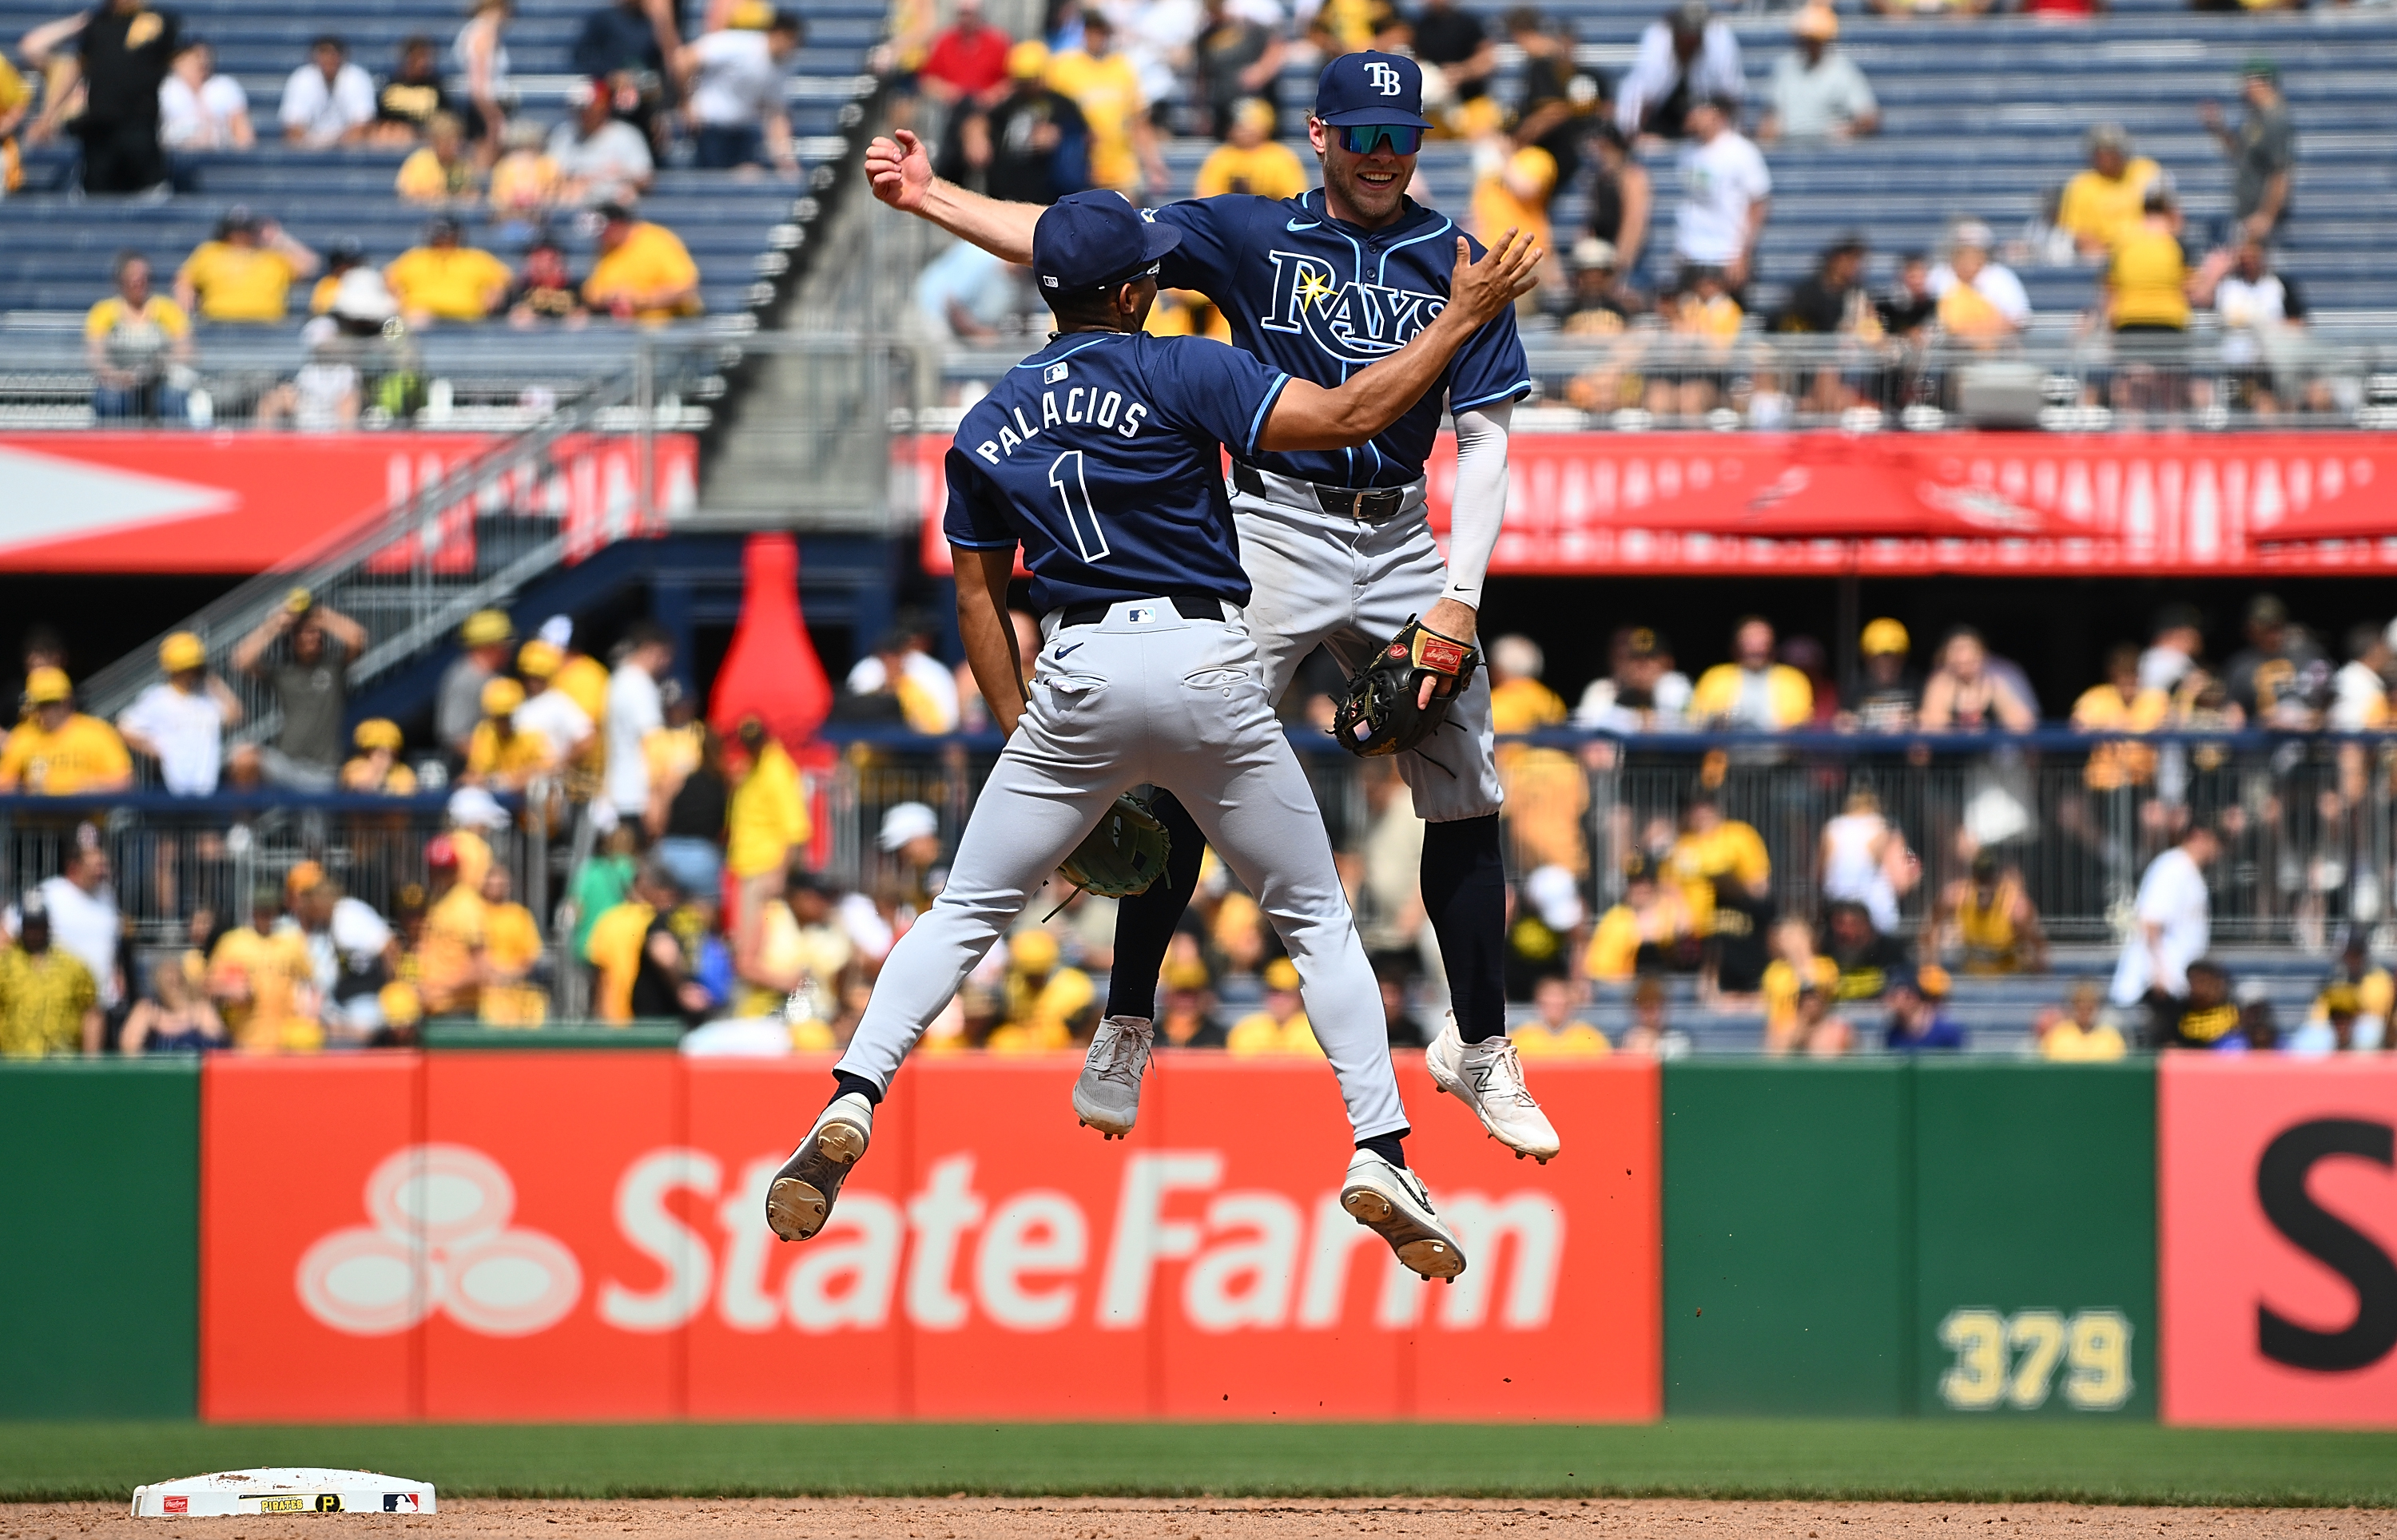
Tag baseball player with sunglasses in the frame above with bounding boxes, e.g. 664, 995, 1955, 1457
865, 51, 1560, 1165
765, 191, 1542, 1279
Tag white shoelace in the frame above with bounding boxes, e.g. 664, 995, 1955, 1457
1469, 1037, 1540, 1107
1088, 1019, 1151, 1087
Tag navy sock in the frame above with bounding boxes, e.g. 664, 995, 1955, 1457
1103, 790, 1206, 1019
830, 1070, 882, 1108
1356, 1133, 1408, 1169
1421, 813, 1508, 1043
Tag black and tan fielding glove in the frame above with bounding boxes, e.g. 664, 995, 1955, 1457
1057, 792, 1172, 898
1333, 616, 1481, 758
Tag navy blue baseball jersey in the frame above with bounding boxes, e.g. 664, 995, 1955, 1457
1147, 189, 1532, 490
944, 329, 1291, 613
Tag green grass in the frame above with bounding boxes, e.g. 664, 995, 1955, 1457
5, 1421, 2396, 1508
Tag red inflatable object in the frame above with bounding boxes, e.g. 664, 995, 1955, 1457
708, 532, 832, 751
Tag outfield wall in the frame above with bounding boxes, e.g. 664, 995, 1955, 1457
4, 1054, 2392, 1426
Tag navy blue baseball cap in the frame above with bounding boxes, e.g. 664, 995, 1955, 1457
1032, 190, 1183, 293
1314, 50, 1431, 129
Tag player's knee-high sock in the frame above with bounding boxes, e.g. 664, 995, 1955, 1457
1102, 789, 1206, 1019
1421, 813, 1508, 1043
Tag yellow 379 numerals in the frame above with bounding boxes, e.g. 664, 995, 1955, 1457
1936, 1308, 2133, 1411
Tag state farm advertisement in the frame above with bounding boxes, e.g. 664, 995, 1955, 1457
201, 1054, 1660, 1423
0, 433, 694, 573
2159, 1056, 2397, 1427
909, 432, 2397, 579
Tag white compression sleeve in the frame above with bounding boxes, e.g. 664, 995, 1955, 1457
1440, 399, 1513, 610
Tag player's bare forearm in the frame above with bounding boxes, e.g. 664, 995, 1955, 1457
866, 129, 1040, 262
954, 544, 1030, 736
1258, 232, 1540, 451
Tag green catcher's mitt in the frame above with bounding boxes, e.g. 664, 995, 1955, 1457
1058, 792, 1172, 899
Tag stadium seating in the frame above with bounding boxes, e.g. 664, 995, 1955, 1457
0, 0, 881, 402
1163, 6, 2397, 319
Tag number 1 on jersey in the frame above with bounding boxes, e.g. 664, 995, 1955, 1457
1047, 450, 1111, 563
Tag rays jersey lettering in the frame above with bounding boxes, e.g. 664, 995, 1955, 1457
944, 330, 1291, 615
1147, 189, 1532, 489
1262, 252, 1444, 363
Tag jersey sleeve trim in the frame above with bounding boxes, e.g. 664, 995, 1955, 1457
1241, 373, 1292, 459
946, 534, 1021, 550
1452, 378, 1534, 411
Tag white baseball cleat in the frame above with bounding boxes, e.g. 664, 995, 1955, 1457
1425, 1014, 1562, 1164
1341, 1149, 1468, 1281
765, 1092, 873, 1242
1072, 1014, 1154, 1138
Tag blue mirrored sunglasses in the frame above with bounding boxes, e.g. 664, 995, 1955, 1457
1338, 122, 1425, 157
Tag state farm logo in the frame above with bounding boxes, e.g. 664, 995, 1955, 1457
597, 1149, 1562, 1338
296, 1145, 582, 1337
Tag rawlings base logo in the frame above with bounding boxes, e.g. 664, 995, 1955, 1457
1262, 252, 1444, 364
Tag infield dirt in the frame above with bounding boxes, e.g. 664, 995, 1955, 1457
10, 1498, 2388, 1538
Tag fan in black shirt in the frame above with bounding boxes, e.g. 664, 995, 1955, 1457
1411, 0, 1496, 103
1772, 234, 1869, 334
1505, 7, 1606, 188
24, 0, 181, 192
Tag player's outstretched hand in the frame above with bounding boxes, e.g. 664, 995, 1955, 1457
865, 129, 934, 212
1445, 230, 1543, 327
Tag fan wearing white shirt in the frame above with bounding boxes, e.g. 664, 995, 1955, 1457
160, 39, 252, 149
1926, 220, 2030, 343
1672, 95, 1770, 290
2109, 824, 2219, 1012
677, 11, 805, 172
604, 621, 676, 821
1616, 1, 1743, 140
117, 631, 241, 795
280, 36, 377, 148
514, 639, 598, 766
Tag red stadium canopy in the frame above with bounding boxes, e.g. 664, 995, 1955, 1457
912, 431, 2391, 578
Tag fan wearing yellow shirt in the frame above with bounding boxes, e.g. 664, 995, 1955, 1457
1471, 143, 1559, 276
2033, 980, 2127, 1062
85, 254, 193, 419
584, 203, 703, 323
476, 864, 549, 1026
2056, 125, 2161, 257
173, 208, 321, 323
385, 216, 512, 325
0, 902, 102, 1058
0, 669, 133, 795
1044, 13, 1164, 197
2073, 643, 2169, 791
1514, 975, 1610, 1058
2103, 185, 2191, 332
1194, 98, 1310, 200
0, 54, 27, 195
208, 888, 321, 1053
341, 719, 420, 794
464, 677, 556, 790
396, 113, 480, 204
984, 929, 1096, 1052
586, 892, 659, 1023
1584, 853, 1694, 980
1759, 917, 1837, 1053
415, 839, 488, 1018
1664, 794, 1770, 940
1226, 957, 1324, 1057
726, 716, 811, 954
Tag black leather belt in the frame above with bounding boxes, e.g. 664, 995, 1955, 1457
1232, 462, 1409, 523
1059, 593, 1226, 629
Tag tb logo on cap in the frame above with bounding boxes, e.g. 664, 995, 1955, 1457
1365, 61, 1402, 95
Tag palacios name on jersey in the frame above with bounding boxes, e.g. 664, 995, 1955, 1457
969, 365, 1154, 465
1262, 250, 1447, 365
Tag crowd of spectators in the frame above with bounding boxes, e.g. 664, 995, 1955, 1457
4, 0, 823, 422
8, 580, 2395, 1060
871, 0, 2320, 423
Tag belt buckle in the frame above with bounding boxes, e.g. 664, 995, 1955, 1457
1350, 490, 1369, 521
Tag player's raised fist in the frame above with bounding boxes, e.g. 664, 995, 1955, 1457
1445, 230, 1544, 327
865, 130, 934, 212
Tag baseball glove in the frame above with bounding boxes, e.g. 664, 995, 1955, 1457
1057, 792, 1172, 899
1333, 616, 1481, 758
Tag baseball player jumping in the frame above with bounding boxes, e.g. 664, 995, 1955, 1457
867, 53, 1559, 1164
765, 190, 1541, 1280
